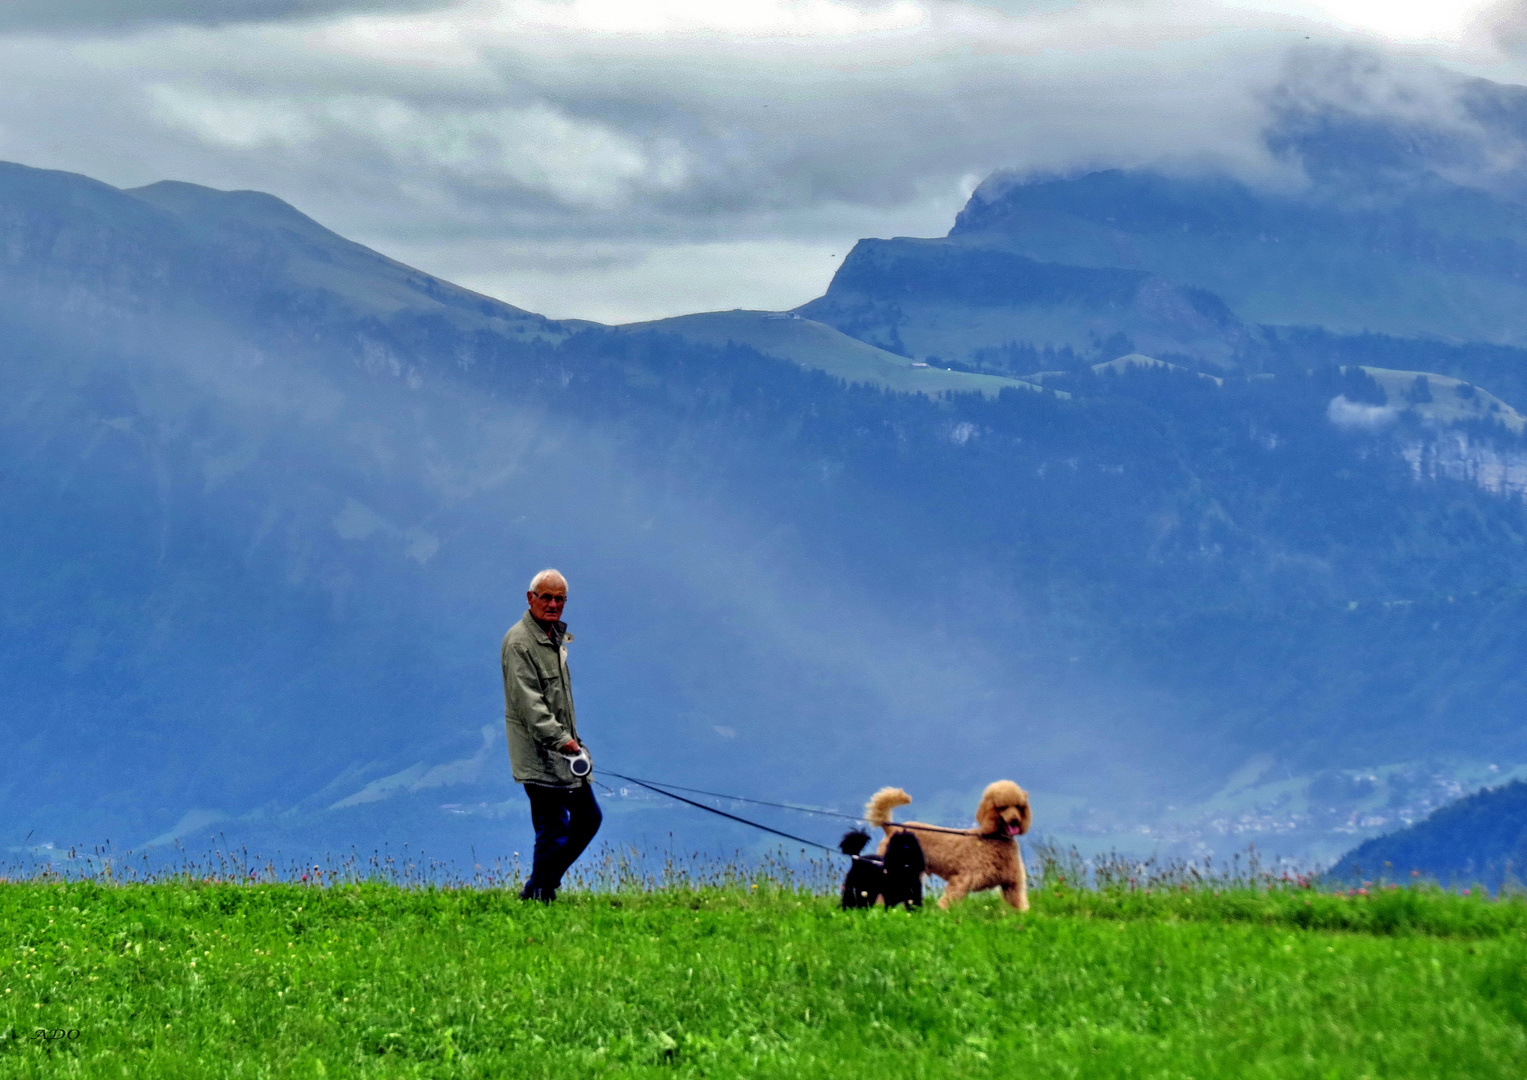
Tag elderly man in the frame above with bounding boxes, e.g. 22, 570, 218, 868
501, 568, 602, 902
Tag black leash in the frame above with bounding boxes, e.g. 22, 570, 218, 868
599, 769, 843, 855
597, 768, 983, 846
611, 770, 979, 837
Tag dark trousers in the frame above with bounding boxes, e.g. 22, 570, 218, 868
521, 782, 602, 900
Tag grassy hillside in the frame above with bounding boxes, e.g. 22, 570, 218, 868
1359, 366, 1526, 433
2, 877, 1524, 1077
621, 310, 1046, 398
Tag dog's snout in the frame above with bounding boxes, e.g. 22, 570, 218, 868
1002, 805, 1030, 836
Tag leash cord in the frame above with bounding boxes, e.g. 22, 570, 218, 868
599, 769, 843, 855
597, 768, 981, 843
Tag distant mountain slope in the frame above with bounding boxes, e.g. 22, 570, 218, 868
796, 238, 1252, 369
1329, 780, 1527, 889
621, 309, 1046, 398
948, 167, 1527, 344
794, 85, 1527, 367
0, 162, 567, 361
1023, 353, 1223, 386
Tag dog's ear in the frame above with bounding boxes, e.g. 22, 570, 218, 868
975, 790, 1001, 835
840, 829, 871, 856
1018, 798, 1032, 835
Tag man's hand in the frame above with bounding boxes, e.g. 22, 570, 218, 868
561, 739, 582, 754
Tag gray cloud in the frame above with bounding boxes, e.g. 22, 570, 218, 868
0, 4, 1294, 233
0, 0, 452, 34
0, 0, 1520, 321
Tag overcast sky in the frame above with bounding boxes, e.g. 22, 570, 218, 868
2, 0, 1525, 322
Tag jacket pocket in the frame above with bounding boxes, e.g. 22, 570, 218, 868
546, 747, 577, 784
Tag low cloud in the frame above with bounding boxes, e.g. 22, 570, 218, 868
1327, 395, 1399, 432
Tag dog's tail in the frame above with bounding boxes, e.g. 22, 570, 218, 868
866, 787, 912, 831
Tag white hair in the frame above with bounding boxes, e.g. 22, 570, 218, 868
528, 568, 567, 593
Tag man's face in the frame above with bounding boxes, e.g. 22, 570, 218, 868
527, 583, 567, 623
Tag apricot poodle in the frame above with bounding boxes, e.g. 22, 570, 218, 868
867, 781, 1031, 911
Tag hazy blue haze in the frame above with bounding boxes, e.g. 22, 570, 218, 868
6, 92, 1527, 874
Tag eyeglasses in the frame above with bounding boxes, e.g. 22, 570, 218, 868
532, 592, 568, 603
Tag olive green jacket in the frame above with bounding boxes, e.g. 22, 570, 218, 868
501, 611, 585, 787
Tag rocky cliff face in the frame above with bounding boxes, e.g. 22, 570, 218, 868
796, 237, 1254, 368
1402, 434, 1527, 499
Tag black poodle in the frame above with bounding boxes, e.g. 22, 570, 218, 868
839, 829, 924, 910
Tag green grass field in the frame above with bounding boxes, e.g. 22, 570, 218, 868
2, 876, 1525, 1078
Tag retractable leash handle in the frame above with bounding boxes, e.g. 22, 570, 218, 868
560, 748, 592, 778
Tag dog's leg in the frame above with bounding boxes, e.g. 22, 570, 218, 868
1000, 881, 1029, 912
1002, 856, 1029, 912
937, 877, 971, 909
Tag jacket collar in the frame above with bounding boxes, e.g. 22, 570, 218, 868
520, 610, 570, 646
